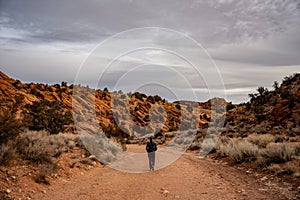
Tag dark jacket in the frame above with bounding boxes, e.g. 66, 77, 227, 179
146, 141, 157, 153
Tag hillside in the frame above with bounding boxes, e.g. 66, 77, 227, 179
1, 71, 300, 144
1, 71, 300, 199
224, 73, 300, 140
0, 71, 221, 143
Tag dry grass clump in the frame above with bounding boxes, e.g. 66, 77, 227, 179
266, 163, 299, 176
217, 136, 299, 173
0, 141, 17, 166
35, 163, 59, 185
258, 143, 295, 167
282, 164, 298, 175
217, 138, 259, 163
228, 139, 259, 163
80, 134, 120, 165
14, 130, 80, 184
16, 130, 78, 164
246, 134, 275, 148
267, 164, 281, 173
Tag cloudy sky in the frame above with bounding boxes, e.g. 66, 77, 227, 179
0, 0, 300, 103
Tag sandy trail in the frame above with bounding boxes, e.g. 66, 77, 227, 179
33, 145, 276, 200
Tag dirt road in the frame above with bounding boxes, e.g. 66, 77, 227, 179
33, 145, 277, 200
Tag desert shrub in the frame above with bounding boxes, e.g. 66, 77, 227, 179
16, 131, 77, 164
24, 100, 73, 134
0, 141, 17, 166
154, 95, 162, 102
0, 108, 25, 145
224, 139, 259, 163
147, 96, 155, 104
259, 144, 295, 166
133, 92, 146, 101
282, 164, 297, 175
267, 164, 281, 173
226, 102, 235, 111
246, 134, 275, 148
282, 73, 300, 86
217, 143, 230, 157
80, 135, 119, 165
215, 136, 231, 157
35, 163, 58, 184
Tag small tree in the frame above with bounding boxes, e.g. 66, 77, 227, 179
61, 81, 67, 87
272, 81, 279, 92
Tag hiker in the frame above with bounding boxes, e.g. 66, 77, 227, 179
146, 137, 157, 171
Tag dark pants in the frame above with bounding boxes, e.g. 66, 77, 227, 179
147, 151, 155, 171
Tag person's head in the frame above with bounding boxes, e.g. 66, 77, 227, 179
149, 136, 153, 143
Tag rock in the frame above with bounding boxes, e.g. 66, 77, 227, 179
5, 189, 11, 194
88, 155, 97, 161
260, 176, 268, 181
160, 188, 170, 196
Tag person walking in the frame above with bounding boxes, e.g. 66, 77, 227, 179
146, 137, 157, 171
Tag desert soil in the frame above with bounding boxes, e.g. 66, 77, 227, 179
29, 144, 286, 200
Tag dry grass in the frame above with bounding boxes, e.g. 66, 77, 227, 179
258, 143, 296, 166
35, 163, 59, 184
217, 136, 299, 170
0, 141, 17, 166
217, 138, 259, 163
267, 164, 281, 173
246, 134, 275, 148
16, 130, 78, 164
80, 134, 120, 165
282, 164, 298, 175
228, 139, 260, 163
13, 130, 87, 184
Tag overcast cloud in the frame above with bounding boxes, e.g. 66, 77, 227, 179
0, 0, 300, 103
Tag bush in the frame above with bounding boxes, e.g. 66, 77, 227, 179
16, 130, 77, 164
259, 144, 295, 166
133, 92, 146, 101
35, 163, 58, 185
226, 102, 235, 111
282, 164, 297, 175
0, 141, 17, 166
267, 164, 281, 173
225, 139, 259, 163
24, 100, 73, 134
246, 134, 275, 148
0, 108, 25, 145
80, 135, 119, 165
